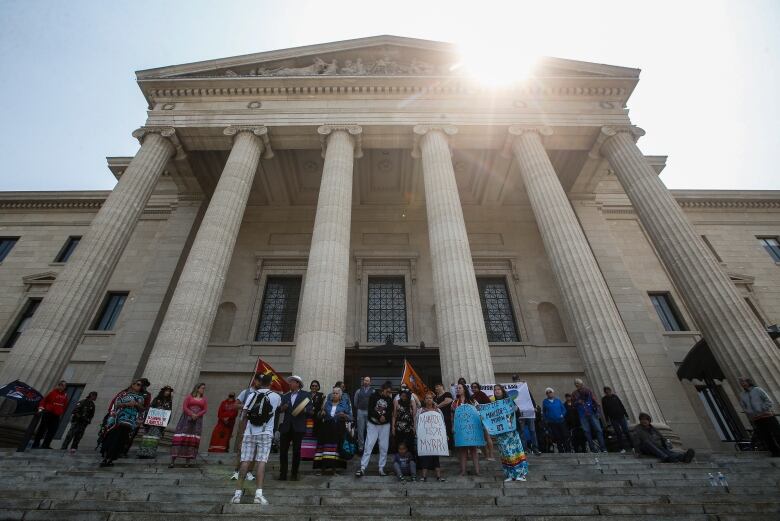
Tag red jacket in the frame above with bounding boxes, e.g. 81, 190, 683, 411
39, 389, 69, 416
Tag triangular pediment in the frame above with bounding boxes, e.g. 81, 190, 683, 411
136, 35, 639, 81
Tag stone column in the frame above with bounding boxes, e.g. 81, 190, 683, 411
414, 125, 494, 386
292, 126, 361, 388
0, 128, 177, 392
143, 126, 270, 402
509, 126, 664, 422
599, 126, 780, 400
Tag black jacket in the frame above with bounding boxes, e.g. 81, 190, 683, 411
277, 390, 311, 434
602, 394, 628, 419
368, 393, 393, 425
71, 399, 95, 425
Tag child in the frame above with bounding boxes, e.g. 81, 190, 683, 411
393, 443, 417, 481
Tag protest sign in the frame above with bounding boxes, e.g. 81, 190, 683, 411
477, 399, 515, 435
416, 410, 449, 456
453, 404, 485, 447
144, 407, 171, 427
475, 382, 535, 419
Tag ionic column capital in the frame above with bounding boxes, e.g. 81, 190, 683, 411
318, 124, 363, 158
502, 125, 553, 157
589, 125, 645, 158
411, 124, 457, 158
132, 126, 184, 159
224, 125, 274, 158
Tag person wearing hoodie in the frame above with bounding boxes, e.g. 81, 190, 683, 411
542, 388, 569, 453
32, 380, 69, 449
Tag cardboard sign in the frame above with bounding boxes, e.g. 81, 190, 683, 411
476, 382, 535, 419
416, 410, 449, 456
453, 404, 486, 447
144, 407, 171, 427
477, 399, 515, 435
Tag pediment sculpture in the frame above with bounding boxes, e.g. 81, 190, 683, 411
218, 56, 451, 78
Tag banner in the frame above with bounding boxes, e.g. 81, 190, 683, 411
253, 358, 290, 393
401, 360, 429, 401
476, 382, 535, 419
477, 400, 515, 435
416, 410, 449, 456
453, 404, 486, 447
0, 380, 42, 415
144, 407, 172, 427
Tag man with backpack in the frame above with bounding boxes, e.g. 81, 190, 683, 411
231, 373, 280, 505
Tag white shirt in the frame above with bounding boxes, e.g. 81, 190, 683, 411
243, 389, 281, 436
290, 391, 299, 407
330, 403, 338, 417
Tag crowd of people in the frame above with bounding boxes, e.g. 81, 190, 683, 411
25, 371, 780, 505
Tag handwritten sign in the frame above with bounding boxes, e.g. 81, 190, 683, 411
477, 400, 515, 435
453, 404, 485, 447
417, 410, 449, 456
476, 382, 535, 419
144, 408, 171, 427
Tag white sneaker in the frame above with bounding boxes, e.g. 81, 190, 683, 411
246, 472, 256, 481
230, 471, 239, 480
254, 491, 269, 505
230, 491, 242, 504
620, 449, 626, 454
504, 477, 513, 482
517, 476, 527, 481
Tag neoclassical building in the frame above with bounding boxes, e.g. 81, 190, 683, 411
1, 36, 779, 449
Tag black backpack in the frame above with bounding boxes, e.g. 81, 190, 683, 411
247, 391, 274, 427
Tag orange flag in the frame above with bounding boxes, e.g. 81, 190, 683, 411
253, 358, 290, 393
401, 360, 430, 401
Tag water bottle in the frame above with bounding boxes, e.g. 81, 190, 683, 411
707, 473, 717, 486
717, 472, 728, 487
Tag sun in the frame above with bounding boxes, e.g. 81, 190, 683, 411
455, 36, 538, 87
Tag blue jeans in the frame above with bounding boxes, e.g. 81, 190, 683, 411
518, 418, 538, 452
579, 413, 605, 452
609, 416, 630, 450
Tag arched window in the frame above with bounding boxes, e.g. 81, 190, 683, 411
538, 302, 567, 343
210, 301, 236, 343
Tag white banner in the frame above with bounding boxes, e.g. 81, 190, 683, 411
416, 410, 449, 456
478, 382, 535, 419
144, 407, 171, 427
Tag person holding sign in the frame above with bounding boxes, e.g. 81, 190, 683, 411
416, 392, 446, 482
138, 385, 173, 459
452, 383, 483, 476
488, 384, 528, 481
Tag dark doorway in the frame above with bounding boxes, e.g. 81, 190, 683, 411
344, 343, 441, 393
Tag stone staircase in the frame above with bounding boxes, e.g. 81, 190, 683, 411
1, 448, 778, 521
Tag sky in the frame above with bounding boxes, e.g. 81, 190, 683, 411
0, 0, 778, 192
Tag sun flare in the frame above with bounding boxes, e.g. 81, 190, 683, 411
456, 37, 538, 87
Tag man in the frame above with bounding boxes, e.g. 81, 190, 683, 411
60, 391, 97, 453
277, 375, 310, 480
564, 393, 586, 452
511, 375, 541, 455
602, 386, 631, 453
356, 381, 394, 477
353, 376, 374, 453
738, 377, 780, 457
32, 380, 69, 449
572, 378, 606, 453
231, 373, 281, 505
542, 388, 570, 453
231, 375, 261, 481
632, 412, 694, 463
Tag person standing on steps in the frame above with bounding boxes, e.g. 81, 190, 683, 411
393, 389, 416, 456
631, 412, 695, 463
417, 391, 446, 482
231, 374, 260, 481
313, 386, 352, 475
231, 373, 281, 505
277, 375, 310, 481
512, 374, 541, 456
356, 381, 393, 477
138, 385, 172, 459
301, 380, 324, 463
571, 378, 607, 453
170, 383, 208, 468
208, 391, 239, 453
542, 388, 570, 454
99, 380, 144, 467
738, 377, 780, 457
353, 376, 373, 454
433, 383, 453, 446
60, 391, 97, 453
564, 393, 586, 453
602, 386, 631, 453
452, 382, 481, 477
470, 381, 495, 461
32, 380, 69, 449
491, 384, 528, 481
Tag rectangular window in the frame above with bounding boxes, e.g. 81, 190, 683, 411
0, 237, 19, 262
54, 236, 81, 263
2, 298, 42, 348
477, 277, 520, 342
649, 292, 688, 331
92, 292, 128, 331
255, 277, 302, 342
758, 237, 780, 262
700, 235, 722, 262
367, 277, 408, 343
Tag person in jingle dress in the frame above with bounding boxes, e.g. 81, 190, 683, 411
208, 392, 239, 452
170, 383, 208, 467
491, 384, 528, 481
301, 380, 324, 461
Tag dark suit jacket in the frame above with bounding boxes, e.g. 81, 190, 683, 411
277, 390, 311, 434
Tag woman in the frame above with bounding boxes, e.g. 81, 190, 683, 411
301, 380, 324, 461
208, 392, 238, 453
99, 380, 145, 467
492, 384, 528, 481
138, 385, 173, 459
313, 386, 352, 475
452, 383, 481, 476
393, 389, 416, 455
417, 391, 446, 482
434, 383, 453, 444
170, 383, 208, 468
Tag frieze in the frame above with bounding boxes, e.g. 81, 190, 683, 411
204, 56, 445, 78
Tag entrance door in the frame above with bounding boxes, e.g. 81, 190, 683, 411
344, 345, 441, 393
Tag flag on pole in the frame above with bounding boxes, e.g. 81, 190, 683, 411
253, 358, 290, 393
401, 360, 429, 401
0, 380, 42, 415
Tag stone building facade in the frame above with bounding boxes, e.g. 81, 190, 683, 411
1, 36, 779, 450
